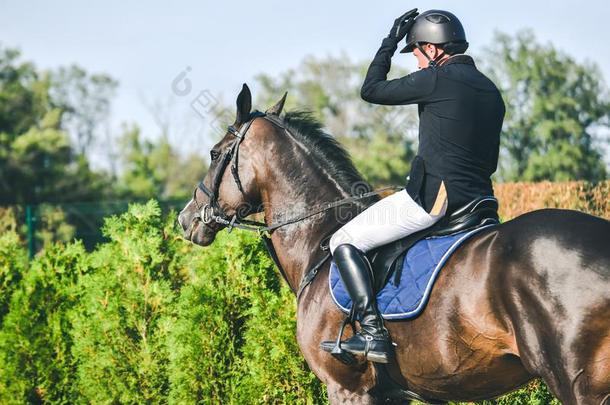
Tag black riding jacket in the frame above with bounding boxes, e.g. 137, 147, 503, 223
361, 37, 505, 214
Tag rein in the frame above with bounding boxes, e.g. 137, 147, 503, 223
191, 110, 403, 298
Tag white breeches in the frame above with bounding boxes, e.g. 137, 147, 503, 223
329, 189, 447, 254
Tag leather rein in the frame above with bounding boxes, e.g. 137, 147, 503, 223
190, 110, 402, 298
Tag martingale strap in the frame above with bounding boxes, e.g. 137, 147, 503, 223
296, 251, 332, 300
261, 234, 290, 287
262, 231, 332, 301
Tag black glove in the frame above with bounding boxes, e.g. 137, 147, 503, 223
388, 8, 418, 42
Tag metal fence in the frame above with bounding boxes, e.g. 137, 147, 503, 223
18, 199, 185, 258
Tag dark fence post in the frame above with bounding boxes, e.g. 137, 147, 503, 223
26, 204, 35, 259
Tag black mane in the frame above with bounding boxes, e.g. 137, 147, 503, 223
279, 110, 372, 198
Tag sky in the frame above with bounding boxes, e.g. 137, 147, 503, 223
2, 0, 609, 164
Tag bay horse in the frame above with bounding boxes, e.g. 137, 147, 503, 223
178, 84, 610, 404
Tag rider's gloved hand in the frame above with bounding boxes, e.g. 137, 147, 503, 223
387, 8, 418, 43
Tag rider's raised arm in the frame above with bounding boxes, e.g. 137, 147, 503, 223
360, 37, 437, 105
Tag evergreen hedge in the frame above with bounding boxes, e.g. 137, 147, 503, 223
4, 185, 605, 403
0, 201, 323, 404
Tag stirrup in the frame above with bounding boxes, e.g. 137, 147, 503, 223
320, 315, 358, 365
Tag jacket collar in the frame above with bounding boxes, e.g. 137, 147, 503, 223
439, 54, 475, 67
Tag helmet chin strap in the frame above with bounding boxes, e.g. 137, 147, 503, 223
415, 42, 446, 68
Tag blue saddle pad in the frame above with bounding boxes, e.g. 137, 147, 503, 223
329, 225, 495, 320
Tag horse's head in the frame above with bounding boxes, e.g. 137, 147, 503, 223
178, 83, 287, 246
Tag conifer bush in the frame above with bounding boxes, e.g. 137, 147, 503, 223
0, 231, 26, 323
167, 230, 325, 404
0, 241, 88, 403
70, 201, 177, 403
2, 182, 605, 404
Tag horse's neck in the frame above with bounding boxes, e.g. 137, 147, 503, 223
258, 147, 360, 293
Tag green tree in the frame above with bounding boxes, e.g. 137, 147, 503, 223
0, 46, 111, 205
2, 113, 108, 204
50, 65, 118, 154
232, 245, 325, 404
116, 124, 208, 200
483, 30, 609, 181
167, 232, 253, 403
0, 47, 46, 136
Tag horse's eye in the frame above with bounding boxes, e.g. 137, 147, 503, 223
210, 149, 220, 161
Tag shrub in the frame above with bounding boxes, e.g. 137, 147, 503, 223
70, 200, 177, 404
0, 230, 27, 324
0, 241, 88, 404
168, 230, 325, 404
1, 181, 607, 404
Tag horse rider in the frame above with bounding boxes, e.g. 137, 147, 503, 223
321, 9, 506, 363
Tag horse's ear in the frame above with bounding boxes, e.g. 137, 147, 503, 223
235, 83, 252, 125
265, 91, 288, 116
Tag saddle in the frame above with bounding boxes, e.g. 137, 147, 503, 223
366, 196, 499, 292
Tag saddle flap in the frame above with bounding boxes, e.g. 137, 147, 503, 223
368, 228, 430, 293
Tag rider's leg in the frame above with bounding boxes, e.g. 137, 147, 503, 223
323, 189, 447, 363
329, 189, 447, 253
331, 243, 392, 363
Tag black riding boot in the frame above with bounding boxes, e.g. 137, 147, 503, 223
320, 243, 393, 363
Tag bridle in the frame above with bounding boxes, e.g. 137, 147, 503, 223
188, 109, 402, 298
191, 110, 268, 233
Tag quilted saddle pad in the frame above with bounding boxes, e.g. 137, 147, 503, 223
329, 225, 495, 320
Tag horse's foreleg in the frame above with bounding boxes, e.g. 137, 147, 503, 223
298, 281, 385, 404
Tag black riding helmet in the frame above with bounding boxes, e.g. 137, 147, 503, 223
399, 9, 468, 55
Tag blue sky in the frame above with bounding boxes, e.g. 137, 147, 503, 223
2, 0, 609, 162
